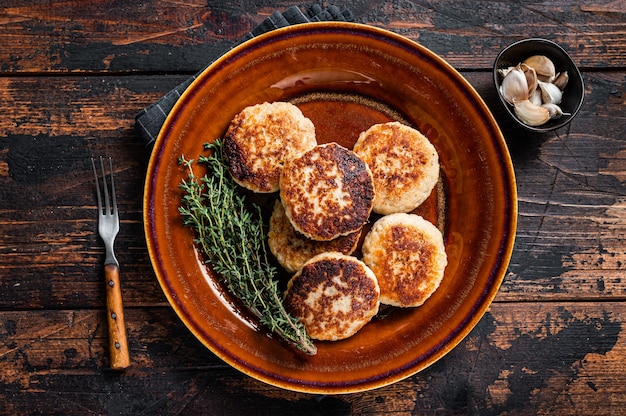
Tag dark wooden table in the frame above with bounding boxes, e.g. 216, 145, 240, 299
1, 1, 625, 414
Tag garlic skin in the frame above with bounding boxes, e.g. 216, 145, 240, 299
553, 71, 569, 90
514, 100, 551, 126
499, 66, 529, 105
523, 55, 556, 82
519, 63, 538, 95
538, 80, 563, 104
498, 66, 515, 78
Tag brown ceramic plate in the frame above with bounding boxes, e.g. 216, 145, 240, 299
144, 22, 517, 394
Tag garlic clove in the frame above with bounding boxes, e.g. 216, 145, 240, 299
499, 66, 529, 105
541, 103, 564, 119
529, 88, 543, 106
523, 55, 556, 82
514, 99, 551, 126
553, 71, 569, 90
538, 80, 563, 104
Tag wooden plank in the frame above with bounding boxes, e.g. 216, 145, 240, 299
465, 71, 626, 302
0, 302, 624, 414
0, 71, 625, 309
0, 1, 624, 73
0, 75, 184, 309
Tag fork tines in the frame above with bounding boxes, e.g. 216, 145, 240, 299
91, 156, 116, 216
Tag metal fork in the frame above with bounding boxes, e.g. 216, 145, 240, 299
92, 157, 130, 370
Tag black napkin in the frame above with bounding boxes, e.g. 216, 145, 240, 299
134, 5, 354, 147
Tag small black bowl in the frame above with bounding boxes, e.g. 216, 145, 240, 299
493, 38, 584, 132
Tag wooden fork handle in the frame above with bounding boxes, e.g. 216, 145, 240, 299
104, 263, 130, 369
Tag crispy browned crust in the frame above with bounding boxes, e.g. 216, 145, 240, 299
279, 143, 374, 241
353, 122, 439, 214
362, 213, 447, 307
284, 252, 380, 341
268, 200, 362, 273
223, 102, 316, 193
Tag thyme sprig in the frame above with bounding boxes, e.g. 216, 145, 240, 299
178, 139, 316, 355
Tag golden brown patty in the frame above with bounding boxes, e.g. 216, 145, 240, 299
268, 200, 362, 273
353, 122, 439, 215
284, 252, 380, 341
279, 143, 374, 241
223, 101, 317, 193
361, 213, 447, 307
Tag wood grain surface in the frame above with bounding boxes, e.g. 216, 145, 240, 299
0, 1, 625, 414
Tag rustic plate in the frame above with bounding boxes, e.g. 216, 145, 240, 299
144, 22, 517, 394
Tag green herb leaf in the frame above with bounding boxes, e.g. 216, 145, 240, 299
178, 139, 316, 355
